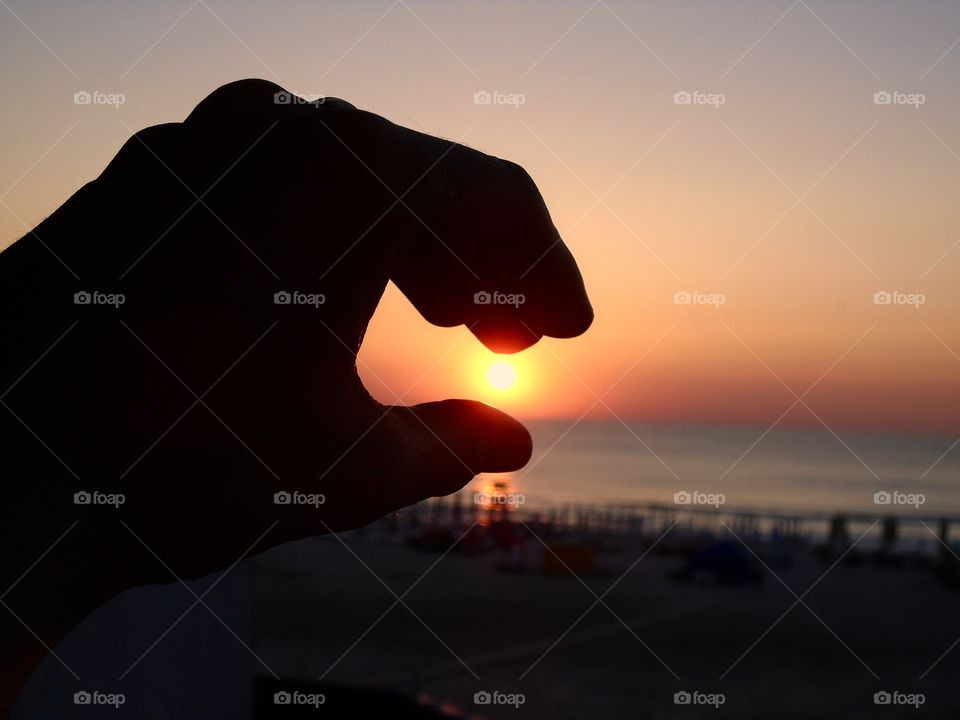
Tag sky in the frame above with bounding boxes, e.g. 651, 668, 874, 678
2, 0, 960, 435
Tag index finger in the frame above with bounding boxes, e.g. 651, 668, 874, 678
181, 80, 593, 353
383, 124, 594, 353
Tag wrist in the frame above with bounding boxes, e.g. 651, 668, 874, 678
0, 451, 138, 712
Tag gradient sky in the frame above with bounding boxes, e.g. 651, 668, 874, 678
2, 0, 959, 434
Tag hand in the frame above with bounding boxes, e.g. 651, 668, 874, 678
0, 79, 591, 707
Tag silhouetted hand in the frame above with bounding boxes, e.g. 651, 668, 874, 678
0, 79, 591, 707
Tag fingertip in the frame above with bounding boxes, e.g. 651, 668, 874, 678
522, 239, 595, 340
467, 283, 593, 353
470, 321, 541, 354
546, 292, 594, 339
400, 399, 532, 496
475, 403, 533, 472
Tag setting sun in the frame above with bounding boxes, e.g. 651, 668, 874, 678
487, 359, 518, 391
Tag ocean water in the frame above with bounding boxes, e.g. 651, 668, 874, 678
473, 420, 960, 518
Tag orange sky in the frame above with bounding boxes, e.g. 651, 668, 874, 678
2, 0, 959, 434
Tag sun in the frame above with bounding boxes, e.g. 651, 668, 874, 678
487, 359, 518, 391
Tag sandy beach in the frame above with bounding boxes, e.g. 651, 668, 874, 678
251, 514, 960, 719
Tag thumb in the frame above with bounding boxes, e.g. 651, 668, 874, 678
387, 399, 532, 500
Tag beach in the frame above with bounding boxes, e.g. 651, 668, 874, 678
251, 504, 960, 719
245, 420, 960, 718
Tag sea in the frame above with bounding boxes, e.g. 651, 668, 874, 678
471, 420, 960, 519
